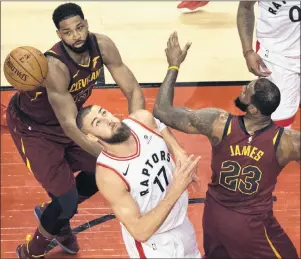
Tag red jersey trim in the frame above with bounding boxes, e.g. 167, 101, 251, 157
135, 240, 147, 258
96, 163, 131, 192
127, 117, 163, 139
102, 130, 140, 161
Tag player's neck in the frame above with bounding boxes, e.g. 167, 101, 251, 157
68, 49, 90, 64
243, 114, 272, 134
104, 135, 137, 157
63, 43, 90, 64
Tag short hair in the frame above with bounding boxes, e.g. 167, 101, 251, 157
52, 3, 84, 29
76, 105, 93, 130
251, 78, 281, 116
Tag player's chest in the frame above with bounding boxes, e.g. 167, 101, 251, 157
68, 67, 103, 94
124, 148, 174, 197
259, 1, 300, 19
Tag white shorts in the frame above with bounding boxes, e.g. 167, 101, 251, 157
257, 43, 300, 125
121, 217, 201, 258
263, 59, 300, 124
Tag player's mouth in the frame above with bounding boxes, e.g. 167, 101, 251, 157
74, 41, 84, 47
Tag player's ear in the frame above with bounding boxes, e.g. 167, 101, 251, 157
248, 104, 258, 115
84, 19, 89, 29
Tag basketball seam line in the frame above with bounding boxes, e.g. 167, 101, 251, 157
3, 64, 37, 87
10, 54, 41, 84
20, 47, 45, 80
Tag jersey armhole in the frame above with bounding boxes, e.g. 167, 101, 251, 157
96, 162, 131, 192
92, 33, 105, 65
221, 114, 233, 140
273, 127, 284, 152
44, 51, 61, 61
44, 51, 72, 83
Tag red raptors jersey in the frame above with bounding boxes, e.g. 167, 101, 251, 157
207, 115, 284, 215
12, 33, 104, 141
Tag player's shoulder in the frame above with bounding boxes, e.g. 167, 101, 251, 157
94, 33, 115, 48
276, 127, 300, 166
280, 128, 300, 145
129, 109, 157, 129
45, 56, 69, 79
42, 56, 70, 91
96, 163, 129, 191
46, 55, 68, 72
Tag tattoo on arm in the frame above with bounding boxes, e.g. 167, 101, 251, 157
153, 70, 228, 142
237, 1, 257, 53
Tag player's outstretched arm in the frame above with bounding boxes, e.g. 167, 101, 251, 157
96, 154, 200, 243
277, 129, 300, 166
153, 32, 229, 146
96, 34, 145, 114
45, 56, 102, 157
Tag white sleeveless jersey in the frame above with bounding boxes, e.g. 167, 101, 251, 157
256, 1, 300, 56
96, 117, 189, 235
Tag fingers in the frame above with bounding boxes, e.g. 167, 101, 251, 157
176, 154, 201, 174
175, 157, 182, 170
250, 67, 271, 77
247, 54, 272, 77
187, 155, 201, 173
183, 42, 192, 53
172, 32, 179, 47
192, 174, 200, 186
191, 175, 200, 192
259, 60, 272, 76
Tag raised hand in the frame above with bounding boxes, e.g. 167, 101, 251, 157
165, 31, 192, 67
244, 50, 271, 77
171, 154, 201, 194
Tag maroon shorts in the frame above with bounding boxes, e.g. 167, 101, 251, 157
203, 194, 299, 259
6, 102, 96, 197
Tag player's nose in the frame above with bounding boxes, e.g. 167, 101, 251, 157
73, 31, 81, 41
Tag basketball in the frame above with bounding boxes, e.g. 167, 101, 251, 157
3, 46, 48, 91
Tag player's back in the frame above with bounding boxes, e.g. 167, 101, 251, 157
207, 115, 284, 215
12, 33, 105, 140
256, 1, 300, 56
96, 117, 188, 233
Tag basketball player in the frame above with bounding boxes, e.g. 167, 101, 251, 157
237, 1, 300, 128
76, 105, 202, 258
153, 32, 300, 258
7, 3, 183, 259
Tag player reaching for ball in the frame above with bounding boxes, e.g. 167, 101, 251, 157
153, 31, 300, 259
4, 3, 187, 259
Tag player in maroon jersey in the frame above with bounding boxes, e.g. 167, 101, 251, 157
153, 32, 300, 258
8, 3, 184, 259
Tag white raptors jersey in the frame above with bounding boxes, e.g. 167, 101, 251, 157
256, 1, 300, 57
96, 117, 189, 235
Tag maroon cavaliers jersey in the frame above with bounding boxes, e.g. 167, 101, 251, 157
12, 33, 104, 141
207, 115, 284, 215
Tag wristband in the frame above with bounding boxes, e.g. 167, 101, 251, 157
168, 66, 179, 71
